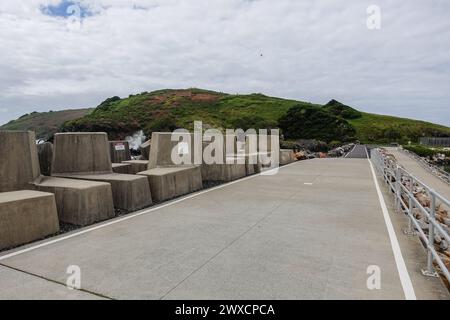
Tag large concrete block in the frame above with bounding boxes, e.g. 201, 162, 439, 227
138, 166, 203, 203
52, 133, 112, 174
52, 133, 152, 211
54, 173, 152, 211
122, 160, 149, 174
112, 163, 132, 174
109, 141, 131, 163
0, 130, 41, 192
35, 177, 115, 226
0, 131, 116, 227
201, 134, 247, 182
37, 142, 53, 176
138, 132, 203, 202
0, 190, 59, 250
139, 139, 151, 160
148, 132, 201, 169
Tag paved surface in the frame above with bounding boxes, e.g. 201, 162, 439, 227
0, 158, 448, 299
386, 148, 450, 200
345, 144, 368, 159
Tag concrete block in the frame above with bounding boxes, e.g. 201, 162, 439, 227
280, 149, 296, 166
0, 131, 116, 226
0, 190, 59, 250
52, 133, 152, 211
53, 173, 152, 211
138, 166, 203, 202
52, 133, 112, 174
138, 132, 203, 202
109, 141, 131, 163
112, 163, 131, 174
37, 142, 53, 176
122, 160, 149, 174
201, 135, 247, 182
148, 132, 200, 169
35, 177, 115, 226
201, 163, 247, 182
140, 139, 151, 160
0, 130, 41, 192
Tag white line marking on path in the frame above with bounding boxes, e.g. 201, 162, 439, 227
0, 161, 301, 261
344, 144, 357, 158
366, 147, 416, 300
304, 183, 313, 185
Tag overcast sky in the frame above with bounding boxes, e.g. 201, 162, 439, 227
0, 0, 449, 126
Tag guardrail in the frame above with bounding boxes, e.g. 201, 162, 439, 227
371, 148, 450, 283
399, 147, 450, 185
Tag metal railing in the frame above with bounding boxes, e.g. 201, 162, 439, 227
371, 148, 450, 283
399, 147, 450, 185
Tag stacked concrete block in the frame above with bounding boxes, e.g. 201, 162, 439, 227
137, 132, 203, 202
243, 134, 262, 176
109, 140, 150, 174
36, 176, 114, 226
112, 163, 132, 174
201, 134, 247, 182
0, 130, 114, 227
0, 130, 42, 192
37, 142, 53, 176
122, 160, 149, 174
52, 132, 152, 211
139, 139, 151, 160
0, 131, 60, 249
109, 141, 131, 163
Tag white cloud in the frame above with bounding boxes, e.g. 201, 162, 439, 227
0, 0, 449, 126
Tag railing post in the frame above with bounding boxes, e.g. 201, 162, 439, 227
395, 167, 401, 213
422, 191, 438, 277
404, 176, 416, 235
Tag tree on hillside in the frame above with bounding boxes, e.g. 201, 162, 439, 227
278, 105, 356, 142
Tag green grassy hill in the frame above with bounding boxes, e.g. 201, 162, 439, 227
0, 108, 93, 140
3, 88, 449, 144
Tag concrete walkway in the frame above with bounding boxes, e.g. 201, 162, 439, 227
386, 147, 450, 200
0, 158, 448, 299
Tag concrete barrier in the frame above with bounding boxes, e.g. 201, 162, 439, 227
140, 139, 151, 160
137, 132, 202, 202
122, 160, 149, 174
52, 132, 152, 211
37, 142, 53, 176
112, 163, 132, 174
201, 134, 247, 182
0, 130, 41, 192
0, 190, 59, 250
109, 141, 131, 163
36, 177, 114, 226
0, 130, 115, 226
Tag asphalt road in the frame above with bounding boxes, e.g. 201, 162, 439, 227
345, 144, 368, 159
0, 158, 448, 300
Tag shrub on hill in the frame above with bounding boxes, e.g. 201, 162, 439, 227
278, 104, 356, 143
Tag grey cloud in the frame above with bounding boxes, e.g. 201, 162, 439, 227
0, 0, 449, 125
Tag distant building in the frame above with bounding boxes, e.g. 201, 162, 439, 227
419, 137, 450, 147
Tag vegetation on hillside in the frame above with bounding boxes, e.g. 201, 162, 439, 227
348, 113, 450, 144
322, 99, 362, 119
61, 89, 317, 139
0, 108, 93, 140
403, 145, 450, 158
278, 104, 356, 142
2, 88, 449, 144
